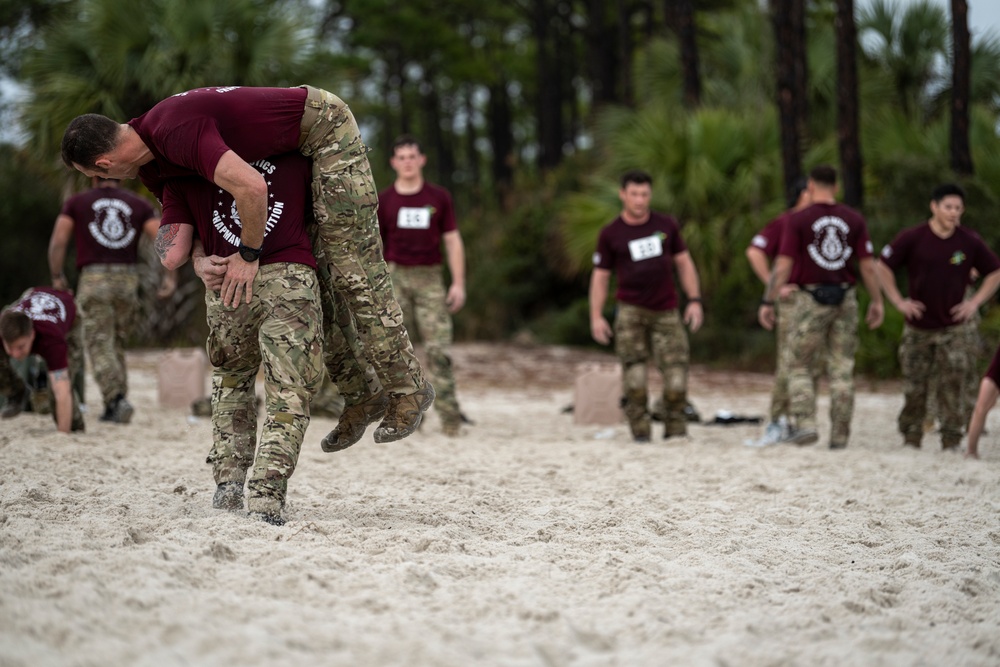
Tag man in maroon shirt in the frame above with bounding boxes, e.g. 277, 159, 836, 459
378, 135, 466, 437
156, 151, 330, 525
966, 343, 1000, 459
61, 85, 432, 443
589, 170, 704, 442
758, 165, 884, 449
0, 288, 85, 433
745, 177, 810, 446
876, 183, 1000, 451
48, 176, 176, 424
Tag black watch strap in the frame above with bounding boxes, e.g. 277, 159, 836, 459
238, 241, 262, 262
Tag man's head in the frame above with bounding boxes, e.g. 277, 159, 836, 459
0, 308, 35, 361
390, 134, 426, 180
929, 183, 965, 232
619, 170, 653, 220
807, 164, 838, 198
61, 114, 140, 180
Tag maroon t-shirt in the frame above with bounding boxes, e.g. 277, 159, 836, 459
11, 288, 76, 372
880, 223, 1000, 330
748, 211, 789, 260
60, 186, 156, 269
378, 183, 457, 266
130, 86, 307, 202
594, 212, 688, 311
778, 202, 874, 286
160, 152, 316, 269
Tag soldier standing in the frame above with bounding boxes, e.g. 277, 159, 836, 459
758, 165, 884, 449
875, 183, 1000, 451
0, 288, 85, 433
589, 170, 704, 442
156, 152, 326, 526
377, 136, 467, 437
61, 85, 433, 443
48, 176, 175, 423
745, 178, 811, 445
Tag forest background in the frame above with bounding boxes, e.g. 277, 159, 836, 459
1, 0, 1000, 377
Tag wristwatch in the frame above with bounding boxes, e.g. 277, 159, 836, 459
238, 241, 262, 263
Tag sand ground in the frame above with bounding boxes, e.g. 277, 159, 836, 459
1, 343, 998, 667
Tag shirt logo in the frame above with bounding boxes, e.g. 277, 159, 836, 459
88, 198, 138, 250
881, 245, 893, 259
807, 216, 853, 271
15, 291, 66, 325
628, 233, 665, 262
397, 207, 432, 230
212, 159, 285, 248
751, 234, 768, 249
950, 251, 966, 266
593, 251, 602, 266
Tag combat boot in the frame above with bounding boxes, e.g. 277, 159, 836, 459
1, 388, 27, 419
374, 381, 436, 443
213, 482, 245, 511
321, 390, 389, 452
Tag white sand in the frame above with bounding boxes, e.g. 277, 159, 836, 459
1, 343, 998, 666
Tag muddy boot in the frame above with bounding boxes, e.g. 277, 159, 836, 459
374, 381, 435, 444
320, 390, 389, 453
212, 482, 245, 511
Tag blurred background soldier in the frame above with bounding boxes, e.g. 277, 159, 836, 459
48, 176, 176, 424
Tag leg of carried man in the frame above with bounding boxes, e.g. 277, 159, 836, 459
299, 87, 432, 444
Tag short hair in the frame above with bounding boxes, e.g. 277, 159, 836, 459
787, 176, 808, 209
392, 134, 422, 155
809, 164, 837, 187
621, 170, 653, 189
931, 183, 966, 203
0, 308, 32, 344
61, 114, 120, 169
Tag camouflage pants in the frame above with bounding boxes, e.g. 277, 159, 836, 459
785, 288, 859, 443
389, 263, 461, 428
204, 263, 324, 515
898, 324, 967, 447
0, 350, 26, 403
308, 224, 383, 408
77, 265, 138, 407
769, 292, 794, 422
614, 303, 689, 436
299, 86, 423, 396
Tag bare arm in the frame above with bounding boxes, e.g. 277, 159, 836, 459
859, 257, 884, 329
966, 377, 998, 459
155, 223, 194, 270
589, 268, 613, 345
442, 230, 466, 313
212, 150, 266, 306
745, 246, 771, 285
674, 250, 703, 333
49, 368, 73, 433
48, 214, 75, 291
952, 268, 1000, 323
144, 217, 178, 298
875, 260, 924, 321
757, 255, 793, 330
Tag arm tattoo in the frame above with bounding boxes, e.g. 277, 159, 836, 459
50, 368, 68, 381
155, 225, 180, 262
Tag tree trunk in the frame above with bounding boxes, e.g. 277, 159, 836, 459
585, 0, 620, 106
464, 86, 481, 198
772, 0, 805, 193
950, 0, 973, 175
488, 80, 515, 211
617, 0, 633, 106
835, 0, 863, 208
533, 0, 564, 170
665, 0, 701, 108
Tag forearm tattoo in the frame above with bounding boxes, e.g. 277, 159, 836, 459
155, 225, 180, 262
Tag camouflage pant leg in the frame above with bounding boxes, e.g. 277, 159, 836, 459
77, 269, 139, 406
390, 264, 461, 426
648, 308, 690, 436
786, 290, 851, 432
961, 313, 983, 428
614, 304, 652, 432
246, 264, 325, 515
300, 89, 423, 395
0, 351, 27, 402
205, 290, 262, 489
310, 226, 382, 406
826, 290, 859, 444
769, 292, 796, 422
899, 324, 967, 446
